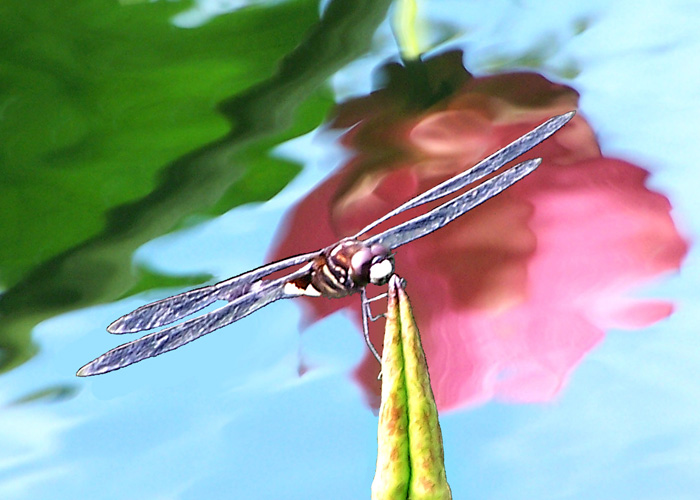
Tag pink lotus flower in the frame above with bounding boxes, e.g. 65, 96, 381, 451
269, 50, 688, 411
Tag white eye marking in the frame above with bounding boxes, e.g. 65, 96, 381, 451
369, 260, 393, 283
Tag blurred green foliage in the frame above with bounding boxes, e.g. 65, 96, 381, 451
0, 0, 317, 287
0, 0, 392, 373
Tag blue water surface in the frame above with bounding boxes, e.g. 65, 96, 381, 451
2, 1, 700, 499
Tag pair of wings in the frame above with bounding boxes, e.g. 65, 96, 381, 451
77, 111, 575, 376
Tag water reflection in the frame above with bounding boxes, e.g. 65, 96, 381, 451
269, 49, 688, 411
0, 0, 393, 378
8, 385, 78, 407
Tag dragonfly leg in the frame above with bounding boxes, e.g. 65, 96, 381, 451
363, 292, 388, 321
360, 288, 383, 366
364, 291, 388, 303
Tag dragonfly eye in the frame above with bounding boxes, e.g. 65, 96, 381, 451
348, 243, 393, 286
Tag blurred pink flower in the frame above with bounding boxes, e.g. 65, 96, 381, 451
269, 51, 688, 411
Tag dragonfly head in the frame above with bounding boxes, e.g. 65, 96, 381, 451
351, 243, 394, 287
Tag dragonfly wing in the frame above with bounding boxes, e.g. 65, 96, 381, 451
78, 266, 312, 376
108, 250, 320, 334
353, 111, 574, 238
108, 285, 219, 334
366, 158, 541, 250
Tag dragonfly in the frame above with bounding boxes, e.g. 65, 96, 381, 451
77, 111, 575, 377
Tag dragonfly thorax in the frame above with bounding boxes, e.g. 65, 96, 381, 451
307, 240, 393, 298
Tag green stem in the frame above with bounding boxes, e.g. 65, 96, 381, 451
392, 0, 421, 61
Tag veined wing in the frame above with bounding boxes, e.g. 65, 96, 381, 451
353, 111, 574, 238
77, 265, 312, 376
108, 250, 320, 334
366, 158, 541, 250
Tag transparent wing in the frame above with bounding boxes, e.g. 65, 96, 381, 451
366, 158, 541, 250
77, 265, 312, 376
353, 111, 574, 238
107, 250, 320, 334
